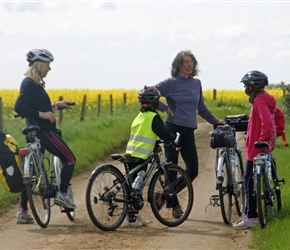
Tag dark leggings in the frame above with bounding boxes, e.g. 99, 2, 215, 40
164, 123, 198, 182
244, 160, 258, 218
20, 129, 76, 211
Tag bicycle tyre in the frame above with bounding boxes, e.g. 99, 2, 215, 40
218, 153, 232, 224
149, 164, 194, 227
235, 149, 245, 216
256, 167, 268, 228
86, 164, 129, 231
26, 158, 51, 228
53, 156, 75, 220
271, 157, 282, 211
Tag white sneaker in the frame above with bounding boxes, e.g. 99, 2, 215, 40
232, 214, 247, 226
54, 191, 76, 209
233, 217, 259, 230
123, 216, 143, 227
16, 211, 34, 224
136, 214, 150, 225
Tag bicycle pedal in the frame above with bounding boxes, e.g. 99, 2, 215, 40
278, 178, 285, 184
210, 195, 220, 207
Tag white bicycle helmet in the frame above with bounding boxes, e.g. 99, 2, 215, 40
26, 49, 54, 66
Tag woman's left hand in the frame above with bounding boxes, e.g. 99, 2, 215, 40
55, 100, 74, 110
216, 119, 226, 125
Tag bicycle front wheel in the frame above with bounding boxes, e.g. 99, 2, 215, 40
218, 154, 232, 224
235, 149, 245, 216
86, 164, 129, 231
256, 167, 268, 228
149, 164, 194, 227
26, 158, 51, 228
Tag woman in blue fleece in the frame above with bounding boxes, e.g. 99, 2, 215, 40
14, 49, 76, 224
155, 50, 225, 182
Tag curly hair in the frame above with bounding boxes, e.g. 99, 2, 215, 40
170, 50, 200, 77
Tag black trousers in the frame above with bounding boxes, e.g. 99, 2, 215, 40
164, 123, 198, 182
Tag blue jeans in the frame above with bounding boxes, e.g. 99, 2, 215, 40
164, 123, 198, 182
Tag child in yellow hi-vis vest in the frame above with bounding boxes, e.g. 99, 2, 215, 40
124, 86, 180, 227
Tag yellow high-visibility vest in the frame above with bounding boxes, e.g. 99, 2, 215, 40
126, 111, 157, 160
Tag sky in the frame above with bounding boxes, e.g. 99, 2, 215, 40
0, 1, 290, 90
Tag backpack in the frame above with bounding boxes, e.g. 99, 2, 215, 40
0, 131, 24, 193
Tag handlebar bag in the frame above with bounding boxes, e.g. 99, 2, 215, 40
0, 131, 24, 193
210, 124, 235, 149
225, 114, 248, 132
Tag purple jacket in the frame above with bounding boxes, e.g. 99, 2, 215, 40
155, 74, 219, 129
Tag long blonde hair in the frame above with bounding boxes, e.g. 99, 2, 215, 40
24, 61, 46, 84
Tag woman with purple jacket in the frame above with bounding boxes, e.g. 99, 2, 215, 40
155, 50, 225, 199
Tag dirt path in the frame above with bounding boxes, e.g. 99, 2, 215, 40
0, 123, 251, 250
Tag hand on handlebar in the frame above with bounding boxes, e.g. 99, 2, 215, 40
173, 132, 181, 151
54, 101, 75, 110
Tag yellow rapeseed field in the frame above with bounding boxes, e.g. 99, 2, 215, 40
0, 88, 284, 109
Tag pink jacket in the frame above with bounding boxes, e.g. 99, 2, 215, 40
245, 93, 285, 161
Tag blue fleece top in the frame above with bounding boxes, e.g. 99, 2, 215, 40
14, 77, 56, 130
155, 74, 219, 129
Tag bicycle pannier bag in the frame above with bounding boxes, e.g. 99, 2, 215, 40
0, 131, 24, 193
210, 125, 235, 149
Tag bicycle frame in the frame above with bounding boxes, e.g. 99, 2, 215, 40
125, 151, 171, 194
20, 139, 43, 185
216, 147, 232, 185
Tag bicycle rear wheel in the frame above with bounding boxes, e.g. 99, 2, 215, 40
218, 154, 232, 224
235, 149, 245, 216
256, 167, 268, 228
53, 156, 75, 220
25, 158, 51, 228
149, 164, 194, 227
86, 164, 129, 231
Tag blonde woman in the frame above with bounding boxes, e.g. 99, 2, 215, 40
14, 49, 76, 224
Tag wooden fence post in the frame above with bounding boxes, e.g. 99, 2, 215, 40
80, 95, 86, 121
110, 94, 113, 115
123, 93, 127, 104
58, 96, 63, 126
96, 95, 101, 117
0, 98, 3, 132
213, 89, 217, 100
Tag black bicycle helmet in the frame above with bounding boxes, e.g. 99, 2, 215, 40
26, 49, 54, 66
240, 70, 268, 89
138, 86, 160, 109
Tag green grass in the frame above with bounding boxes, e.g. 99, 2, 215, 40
1, 98, 290, 249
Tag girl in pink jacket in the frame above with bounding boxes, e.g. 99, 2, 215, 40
233, 70, 285, 230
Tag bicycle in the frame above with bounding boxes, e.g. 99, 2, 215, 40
208, 114, 248, 224
252, 133, 288, 228
85, 134, 194, 231
16, 115, 75, 228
